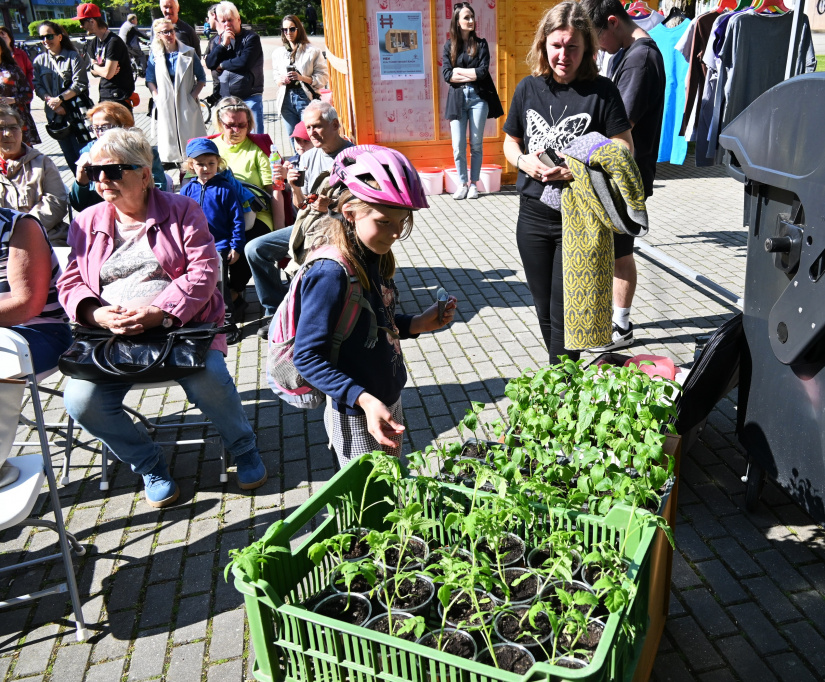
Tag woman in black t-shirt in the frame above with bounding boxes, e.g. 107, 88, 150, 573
502, 1, 632, 364
442, 2, 503, 201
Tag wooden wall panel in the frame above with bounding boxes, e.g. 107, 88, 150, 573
320, 0, 563, 184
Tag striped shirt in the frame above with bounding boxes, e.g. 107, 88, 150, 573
0, 208, 68, 326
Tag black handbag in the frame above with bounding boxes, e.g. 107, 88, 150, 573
58, 323, 226, 384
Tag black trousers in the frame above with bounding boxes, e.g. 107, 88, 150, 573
229, 220, 270, 295
516, 194, 580, 366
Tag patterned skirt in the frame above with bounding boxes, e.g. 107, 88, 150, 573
324, 397, 403, 468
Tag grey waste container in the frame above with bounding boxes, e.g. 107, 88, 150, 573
719, 73, 825, 523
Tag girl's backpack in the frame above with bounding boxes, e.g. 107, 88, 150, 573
266, 244, 378, 409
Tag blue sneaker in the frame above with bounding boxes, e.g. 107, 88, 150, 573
235, 449, 267, 490
142, 455, 179, 508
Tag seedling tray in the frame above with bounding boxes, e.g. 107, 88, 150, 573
232, 455, 660, 682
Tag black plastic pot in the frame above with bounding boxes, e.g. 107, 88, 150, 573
312, 592, 372, 626
364, 612, 418, 641
437, 588, 495, 630
339, 526, 373, 562
474, 642, 536, 674
478, 532, 526, 568
416, 628, 478, 660
490, 568, 540, 607
377, 573, 435, 617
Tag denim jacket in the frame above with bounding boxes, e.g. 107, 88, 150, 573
57, 188, 227, 354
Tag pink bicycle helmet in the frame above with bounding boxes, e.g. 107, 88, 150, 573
329, 144, 429, 210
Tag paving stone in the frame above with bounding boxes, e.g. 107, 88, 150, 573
167, 641, 205, 682
672, 550, 703, 589
720, 515, 772, 552
209, 608, 245, 661
188, 517, 220, 555
753, 550, 811, 592
710, 537, 762, 578
181, 552, 216, 594
84, 657, 125, 682
91, 609, 134, 662
698, 670, 737, 682
768, 652, 820, 682
790, 591, 825, 636
681, 504, 727, 539
47, 642, 92, 682
728, 602, 789, 654
665, 615, 723, 671
682, 588, 738, 637
717, 635, 779, 682
652, 651, 696, 682
13, 624, 58, 678
676, 524, 715, 563
148, 545, 186, 584
694, 559, 747, 605
782, 621, 825, 676
207, 658, 245, 682
742, 576, 801, 624
126, 628, 169, 681
174, 595, 210, 643
139, 581, 178, 628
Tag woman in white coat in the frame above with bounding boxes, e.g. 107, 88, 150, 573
146, 18, 207, 165
272, 14, 328, 150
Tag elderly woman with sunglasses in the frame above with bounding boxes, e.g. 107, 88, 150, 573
57, 127, 268, 509
272, 14, 327, 149
209, 96, 289, 313
146, 17, 207, 165
32, 21, 93, 173
0, 105, 68, 244
71, 101, 166, 212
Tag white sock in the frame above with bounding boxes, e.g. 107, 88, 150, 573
613, 307, 631, 329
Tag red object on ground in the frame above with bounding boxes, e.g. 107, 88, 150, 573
624, 354, 677, 380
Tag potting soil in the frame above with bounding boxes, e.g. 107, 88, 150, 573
477, 645, 534, 674
478, 535, 523, 564
367, 615, 418, 641
420, 631, 476, 658
446, 591, 493, 625
386, 575, 431, 609
385, 540, 426, 568
492, 572, 539, 603
343, 530, 370, 560
496, 608, 553, 645
558, 620, 604, 655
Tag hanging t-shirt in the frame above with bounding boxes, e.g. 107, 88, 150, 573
607, 38, 665, 197
503, 75, 630, 210
649, 21, 690, 165
633, 11, 665, 32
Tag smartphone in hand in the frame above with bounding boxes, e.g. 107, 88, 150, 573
538, 148, 564, 168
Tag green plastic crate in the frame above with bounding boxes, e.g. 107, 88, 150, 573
233, 455, 660, 682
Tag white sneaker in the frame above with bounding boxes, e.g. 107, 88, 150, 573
467, 184, 479, 199
452, 185, 468, 200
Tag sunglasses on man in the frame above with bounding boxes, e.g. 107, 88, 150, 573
85, 164, 142, 182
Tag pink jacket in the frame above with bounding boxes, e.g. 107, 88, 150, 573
57, 188, 228, 354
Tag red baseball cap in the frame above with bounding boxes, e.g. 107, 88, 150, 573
74, 3, 102, 20
290, 121, 310, 141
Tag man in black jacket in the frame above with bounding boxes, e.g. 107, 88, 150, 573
206, 1, 264, 133
159, 0, 201, 57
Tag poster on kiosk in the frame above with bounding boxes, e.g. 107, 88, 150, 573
365, 0, 498, 143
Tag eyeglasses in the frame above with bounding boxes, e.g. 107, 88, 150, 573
86, 164, 142, 182
220, 120, 248, 130
90, 124, 115, 136
283, 26, 298, 33
41, 34, 57, 41
0, 124, 21, 135
454, 3, 470, 10
159, 28, 176, 36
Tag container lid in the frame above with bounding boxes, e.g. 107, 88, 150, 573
481, 164, 502, 170
417, 167, 443, 174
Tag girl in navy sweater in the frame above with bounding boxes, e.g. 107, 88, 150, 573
292, 146, 457, 467
180, 137, 245, 342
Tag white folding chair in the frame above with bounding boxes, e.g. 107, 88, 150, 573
0, 328, 88, 641
61, 380, 228, 491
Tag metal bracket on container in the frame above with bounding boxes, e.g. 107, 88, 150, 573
767, 203, 825, 364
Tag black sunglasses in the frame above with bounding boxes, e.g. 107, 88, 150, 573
283, 26, 298, 33
454, 2, 471, 10
41, 34, 57, 41
86, 164, 142, 182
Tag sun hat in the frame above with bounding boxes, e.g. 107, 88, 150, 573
74, 3, 102, 20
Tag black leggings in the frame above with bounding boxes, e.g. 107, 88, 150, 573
516, 195, 580, 365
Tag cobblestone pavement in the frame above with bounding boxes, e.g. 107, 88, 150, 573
1, 88, 824, 682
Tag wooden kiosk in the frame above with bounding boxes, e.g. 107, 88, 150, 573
320, 0, 570, 184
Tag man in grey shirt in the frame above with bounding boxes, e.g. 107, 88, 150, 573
245, 100, 353, 338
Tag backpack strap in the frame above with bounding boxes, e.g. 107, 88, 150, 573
302, 246, 379, 366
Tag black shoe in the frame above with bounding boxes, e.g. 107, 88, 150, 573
589, 323, 634, 352
257, 316, 273, 340
226, 324, 242, 345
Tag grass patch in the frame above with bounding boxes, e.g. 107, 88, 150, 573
817, 54, 825, 72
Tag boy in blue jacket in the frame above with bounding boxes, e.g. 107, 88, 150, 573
181, 137, 246, 344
